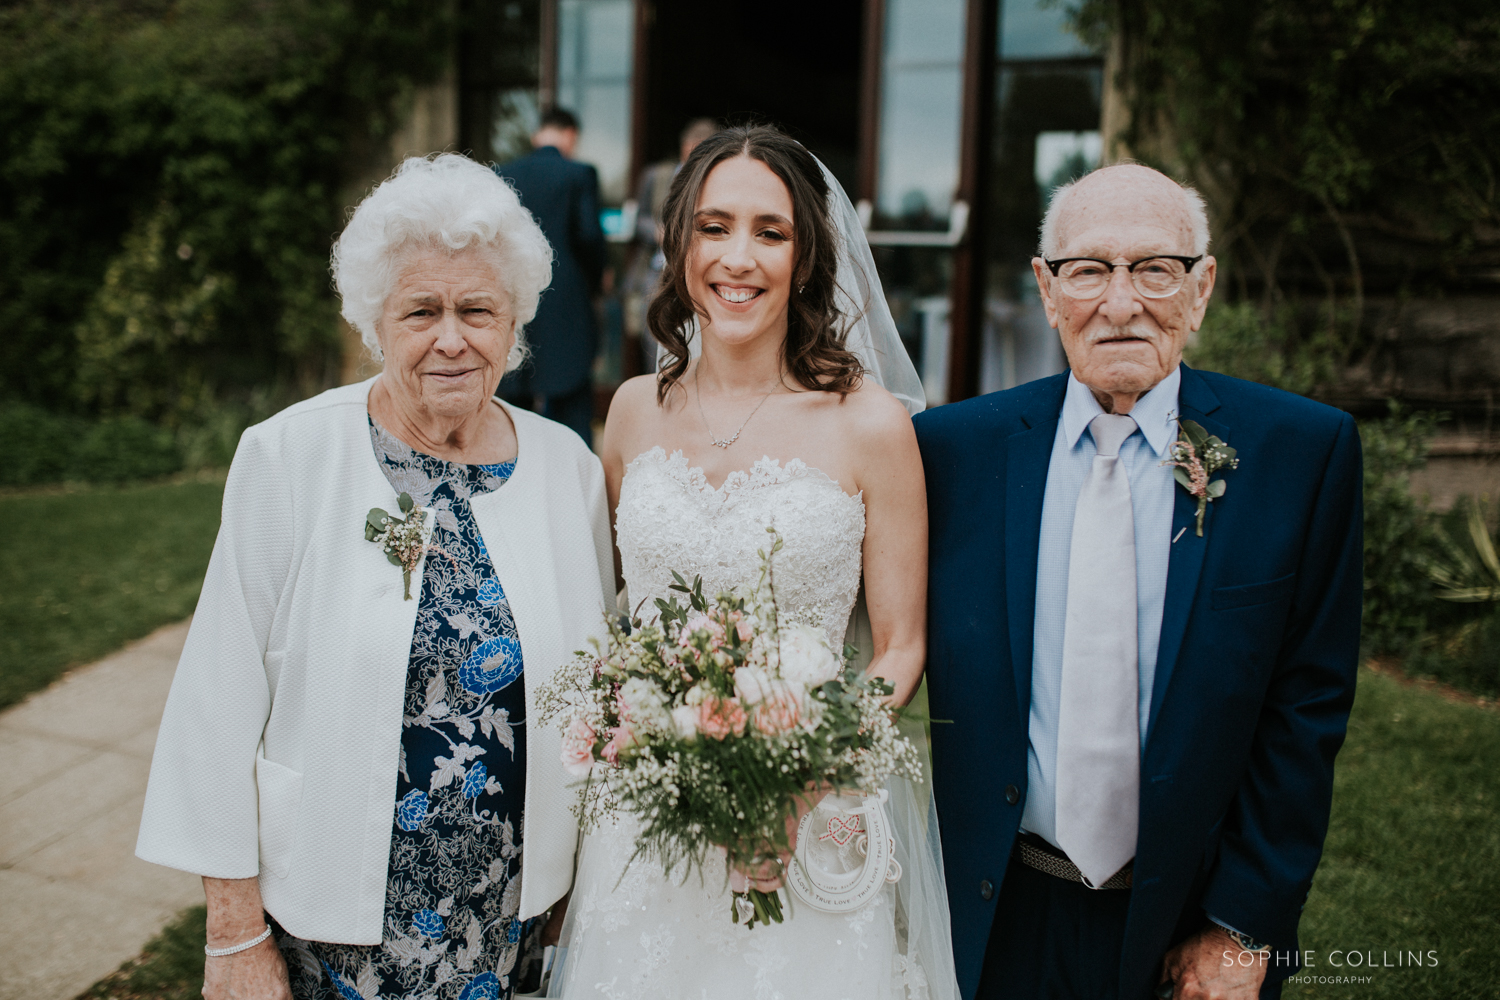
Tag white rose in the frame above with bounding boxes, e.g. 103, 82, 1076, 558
670, 704, 700, 741
734, 666, 774, 705
776, 624, 841, 686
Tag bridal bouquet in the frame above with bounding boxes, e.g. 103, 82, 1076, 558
538, 529, 921, 929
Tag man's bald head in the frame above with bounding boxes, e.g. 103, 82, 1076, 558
1039, 164, 1209, 260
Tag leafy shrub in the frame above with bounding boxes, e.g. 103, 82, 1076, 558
0, 403, 183, 485
0, 0, 451, 421
0, 404, 85, 486
1186, 302, 1342, 398
1357, 405, 1441, 655
1405, 610, 1500, 699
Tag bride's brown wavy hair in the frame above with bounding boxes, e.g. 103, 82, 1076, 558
648, 125, 865, 404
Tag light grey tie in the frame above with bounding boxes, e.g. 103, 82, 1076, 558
1055, 412, 1140, 888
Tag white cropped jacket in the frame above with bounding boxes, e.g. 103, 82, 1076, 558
136, 378, 613, 944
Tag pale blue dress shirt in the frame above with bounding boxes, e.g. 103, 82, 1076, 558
1020, 367, 1181, 850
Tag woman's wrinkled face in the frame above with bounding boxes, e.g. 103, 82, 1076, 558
686, 155, 797, 350
376, 247, 515, 420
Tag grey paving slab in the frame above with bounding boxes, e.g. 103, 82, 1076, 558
18, 790, 201, 911
0, 728, 94, 807
0, 619, 202, 1000
0, 867, 186, 1000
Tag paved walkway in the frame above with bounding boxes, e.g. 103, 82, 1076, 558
0, 620, 201, 1000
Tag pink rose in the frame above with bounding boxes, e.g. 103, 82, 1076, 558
681, 611, 726, 649
601, 723, 634, 764
698, 697, 747, 740
735, 617, 754, 642
560, 718, 597, 775
755, 689, 803, 735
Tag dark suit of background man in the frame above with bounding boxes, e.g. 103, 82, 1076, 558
494, 107, 604, 445
916, 165, 1362, 1000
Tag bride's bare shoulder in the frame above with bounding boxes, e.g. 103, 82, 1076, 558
831, 379, 917, 449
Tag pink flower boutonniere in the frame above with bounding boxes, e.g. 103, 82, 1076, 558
1162, 420, 1239, 537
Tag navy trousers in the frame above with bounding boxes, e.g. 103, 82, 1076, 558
976, 852, 1285, 1000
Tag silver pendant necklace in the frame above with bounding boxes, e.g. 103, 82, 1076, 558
695, 363, 778, 450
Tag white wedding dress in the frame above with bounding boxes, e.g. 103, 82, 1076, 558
545, 447, 957, 1000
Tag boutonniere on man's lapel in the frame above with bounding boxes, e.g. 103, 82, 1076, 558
1162, 420, 1239, 537
364, 492, 431, 600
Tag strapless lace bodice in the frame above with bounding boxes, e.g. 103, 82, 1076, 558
616, 447, 866, 649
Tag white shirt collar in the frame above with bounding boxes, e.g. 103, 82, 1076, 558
1061, 365, 1182, 458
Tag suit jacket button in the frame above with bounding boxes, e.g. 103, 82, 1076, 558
980, 879, 994, 900
1004, 784, 1020, 805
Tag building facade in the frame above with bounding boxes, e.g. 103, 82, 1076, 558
442, 0, 1107, 408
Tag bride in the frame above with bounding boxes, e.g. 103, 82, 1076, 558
545, 125, 958, 1000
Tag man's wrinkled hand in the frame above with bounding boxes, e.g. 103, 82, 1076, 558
1158, 924, 1267, 1000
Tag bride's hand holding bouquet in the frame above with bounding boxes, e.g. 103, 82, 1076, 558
538, 529, 921, 928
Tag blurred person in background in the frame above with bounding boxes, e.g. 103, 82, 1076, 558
625, 117, 718, 372
495, 107, 605, 446
136, 154, 613, 1000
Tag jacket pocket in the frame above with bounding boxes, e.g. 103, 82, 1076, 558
1212, 572, 1297, 610
255, 753, 303, 879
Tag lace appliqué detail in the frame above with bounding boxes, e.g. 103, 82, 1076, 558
615, 448, 866, 649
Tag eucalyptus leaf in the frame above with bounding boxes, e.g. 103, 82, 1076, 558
1173, 467, 1193, 489
387, 552, 403, 567
367, 508, 391, 530
398, 492, 414, 514
1208, 479, 1227, 498
1181, 419, 1210, 450
364, 523, 379, 542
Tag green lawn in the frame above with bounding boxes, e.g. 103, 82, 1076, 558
77, 907, 207, 1000
1284, 668, 1500, 999
73, 667, 1498, 999
0, 474, 224, 709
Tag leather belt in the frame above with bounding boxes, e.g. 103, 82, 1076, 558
1016, 836, 1133, 890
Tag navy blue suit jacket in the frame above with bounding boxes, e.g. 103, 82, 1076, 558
495, 147, 604, 397
914, 365, 1363, 1000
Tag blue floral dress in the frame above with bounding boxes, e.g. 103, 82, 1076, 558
276, 421, 542, 1000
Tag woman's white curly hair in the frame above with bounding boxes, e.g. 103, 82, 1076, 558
332, 153, 553, 367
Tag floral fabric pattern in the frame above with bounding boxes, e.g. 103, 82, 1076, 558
277, 420, 539, 999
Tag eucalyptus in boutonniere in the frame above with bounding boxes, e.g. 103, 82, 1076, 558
1163, 420, 1239, 537
365, 492, 429, 600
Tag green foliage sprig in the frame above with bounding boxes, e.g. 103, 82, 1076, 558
1163, 419, 1239, 536
364, 492, 429, 600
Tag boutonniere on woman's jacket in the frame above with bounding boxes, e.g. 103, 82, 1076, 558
1162, 420, 1238, 536
365, 492, 431, 599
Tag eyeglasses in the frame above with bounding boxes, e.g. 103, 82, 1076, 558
1043, 255, 1204, 299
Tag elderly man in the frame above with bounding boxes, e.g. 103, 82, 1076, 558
916, 164, 1362, 1000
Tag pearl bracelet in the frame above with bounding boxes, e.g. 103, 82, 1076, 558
204, 925, 272, 957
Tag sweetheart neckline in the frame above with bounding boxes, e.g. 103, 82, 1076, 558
623, 446, 864, 504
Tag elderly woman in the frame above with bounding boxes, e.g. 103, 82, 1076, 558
136, 153, 612, 1000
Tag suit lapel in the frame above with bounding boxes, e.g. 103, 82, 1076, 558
1005, 381, 1066, 732
1146, 365, 1228, 740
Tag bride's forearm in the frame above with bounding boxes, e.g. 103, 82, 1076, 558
865, 643, 924, 707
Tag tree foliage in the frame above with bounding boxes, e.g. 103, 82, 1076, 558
1079, 0, 1500, 372
0, 0, 452, 423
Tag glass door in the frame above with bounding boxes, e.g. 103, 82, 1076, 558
861, 0, 969, 405
978, 0, 1103, 393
